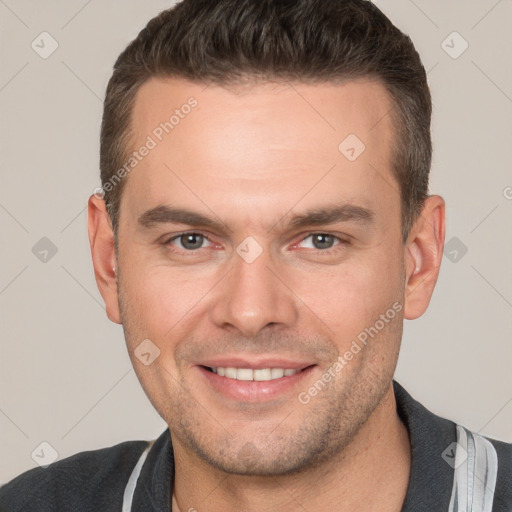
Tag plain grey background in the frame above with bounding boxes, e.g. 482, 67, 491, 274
1, 0, 511, 483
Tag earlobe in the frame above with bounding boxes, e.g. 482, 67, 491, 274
88, 194, 122, 324
403, 195, 446, 320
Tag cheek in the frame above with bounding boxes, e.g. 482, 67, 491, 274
120, 263, 213, 342
120, 268, 195, 398
291, 248, 403, 342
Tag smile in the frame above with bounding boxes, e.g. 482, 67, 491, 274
198, 364, 317, 402
207, 367, 299, 381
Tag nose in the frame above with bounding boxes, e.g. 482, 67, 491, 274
209, 243, 299, 337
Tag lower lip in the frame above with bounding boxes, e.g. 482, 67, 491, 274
196, 365, 317, 403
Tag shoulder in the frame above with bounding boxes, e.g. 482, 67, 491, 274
0, 439, 150, 512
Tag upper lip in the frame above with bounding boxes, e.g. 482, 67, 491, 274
197, 357, 316, 371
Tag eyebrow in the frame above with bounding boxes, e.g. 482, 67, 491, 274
287, 204, 375, 229
137, 203, 375, 232
138, 205, 230, 232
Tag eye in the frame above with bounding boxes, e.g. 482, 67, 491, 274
164, 232, 213, 251
296, 233, 347, 252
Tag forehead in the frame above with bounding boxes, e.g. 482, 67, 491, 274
130, 76, 394, 155
122, 76, 398, 231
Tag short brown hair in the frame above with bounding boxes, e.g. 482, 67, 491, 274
100, 0, 431, 243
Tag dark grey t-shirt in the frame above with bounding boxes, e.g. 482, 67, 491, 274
1, 380, 511, 511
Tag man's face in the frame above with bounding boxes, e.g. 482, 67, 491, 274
114, 77, 407, 474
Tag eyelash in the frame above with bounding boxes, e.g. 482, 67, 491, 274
162, 231, 349, 255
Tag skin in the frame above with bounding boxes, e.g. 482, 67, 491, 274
88, 77, 445, 512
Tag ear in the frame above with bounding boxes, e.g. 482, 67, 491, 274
87, 194, 121, 324
403, 195, 446, 320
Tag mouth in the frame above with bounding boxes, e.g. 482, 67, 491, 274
196, 363, 318, 403
201, 365, 312, 381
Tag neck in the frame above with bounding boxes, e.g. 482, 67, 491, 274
172, 383, 411, 512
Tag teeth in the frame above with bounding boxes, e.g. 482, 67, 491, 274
271, 368, 284, 379
211, 367, 298, 381
225, 367, 237, 379
236, 368, 253, 381
254, 369, 272, 381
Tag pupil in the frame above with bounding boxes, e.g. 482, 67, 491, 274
314, 234, 333, 249
182, 234, 203, 249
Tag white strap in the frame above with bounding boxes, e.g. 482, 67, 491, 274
448, 425, 498, 512
122, 440, 155, 512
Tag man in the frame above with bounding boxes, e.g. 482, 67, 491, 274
1, 0, 511, 511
